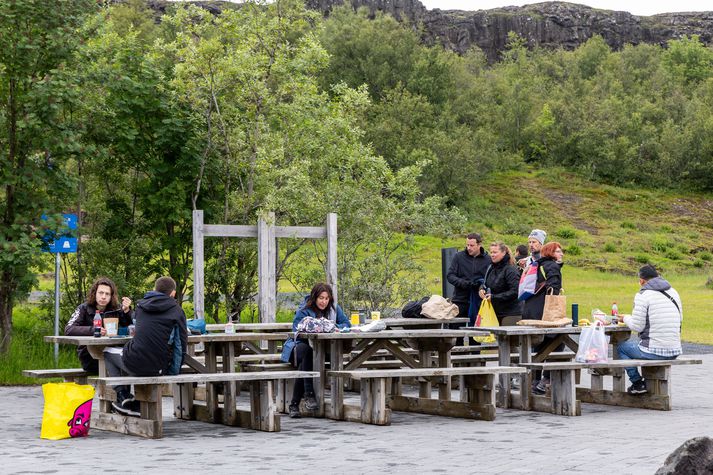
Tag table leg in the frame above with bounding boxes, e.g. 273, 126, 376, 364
87, 346, 111, 413
205, 343, 219, 422
496, 335, 511, 408
329, 340, 345, 420
437, 349, 452, 401
313, 340, 326, 417
518, 335, 532, 410
222, 342, 238, 425
418, 348, 432, 398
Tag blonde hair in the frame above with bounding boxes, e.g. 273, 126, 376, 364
490, 241, 515, 265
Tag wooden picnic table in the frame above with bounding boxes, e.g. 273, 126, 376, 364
297, 329, 486, 420
205, 317, 469, 333
472, 325, 632, 410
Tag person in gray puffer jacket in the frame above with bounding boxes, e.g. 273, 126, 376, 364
617, 265, 682, 395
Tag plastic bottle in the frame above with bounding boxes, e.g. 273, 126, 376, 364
93, 311, 102, 338
224, 320, 235, 334
611, 302, 619, 324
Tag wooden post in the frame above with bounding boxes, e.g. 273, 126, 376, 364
258, 213, 277, 323
326, 213, 338, 304
192, 210, 205, 319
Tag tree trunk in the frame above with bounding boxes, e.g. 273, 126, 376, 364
0, 274, 15, 354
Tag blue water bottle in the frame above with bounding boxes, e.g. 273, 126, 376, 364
571, 303, 579, 326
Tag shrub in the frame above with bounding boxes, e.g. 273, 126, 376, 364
555, 226, 577, 239
566, 244, 582, 256
699, 251, 712, 261
693, 259, 705, 268
660, 224, 673, 233
620, 221, 637, 230
602, 242, 616, 253
665, 249, 681, 260
634, 253, 650, 264
651, 236, 673, 253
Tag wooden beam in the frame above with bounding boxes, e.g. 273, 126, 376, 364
192, 210, 205, 319
326, 213, 338, 304
257, 213, 277, 323
275, 226, 326, 239
389, 395, 496, 421
203, 224, 258, 237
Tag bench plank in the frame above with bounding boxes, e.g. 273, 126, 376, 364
329, 366, 525, 380
519, 358, 703, 371
23, 368, 90, 384
95, 370, 318, 386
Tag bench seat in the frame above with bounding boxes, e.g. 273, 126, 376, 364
519, 357, 703, 415
94, 370, 317, 438
328, 366, 525, 425
22, 368, 90, 384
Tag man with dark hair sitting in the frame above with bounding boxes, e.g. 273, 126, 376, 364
618, 265, 682, 395
104, 276, 188, 417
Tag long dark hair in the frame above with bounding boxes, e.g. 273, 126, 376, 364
305, 282, 334, 316
87, 277, 119, 309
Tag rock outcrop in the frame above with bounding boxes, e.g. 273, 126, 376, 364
305, 0, 713, 61
656, 437, 713, 475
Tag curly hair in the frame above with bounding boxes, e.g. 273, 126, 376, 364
540, 242, 563, 259
87, 277, 119, 309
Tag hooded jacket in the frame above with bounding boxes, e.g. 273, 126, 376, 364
292, 297, 350, 333
623, 277, 682, 355
65, 302, 132, 373
122, 291, 188, 376
447, 247, 492, 304
522, 257, 562, 320
481, 255, 522, 318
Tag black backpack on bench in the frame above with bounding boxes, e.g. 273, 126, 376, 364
401, 296, 430, 318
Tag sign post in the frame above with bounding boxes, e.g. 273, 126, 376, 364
41, 214, 78, 365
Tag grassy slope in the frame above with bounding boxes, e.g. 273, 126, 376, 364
411, 167, 713, 344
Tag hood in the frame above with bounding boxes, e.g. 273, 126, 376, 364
641, 276, 672, 292
137, 291, 178, 313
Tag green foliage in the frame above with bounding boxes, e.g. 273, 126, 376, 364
699, 251, 712, 261
603, 242, 616, 253
555, 227, 578, 239
566, 244, 582, 256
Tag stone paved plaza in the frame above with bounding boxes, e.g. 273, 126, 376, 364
2, 353, 712, 474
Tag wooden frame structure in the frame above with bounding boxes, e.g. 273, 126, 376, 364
192, 210, 338, 323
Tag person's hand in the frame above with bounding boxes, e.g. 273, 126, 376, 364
100, 327, 107, 336
478, 289, 486, 299
484, 293, 491, 301
121, 296, 132, 313
518, 257, 527, 268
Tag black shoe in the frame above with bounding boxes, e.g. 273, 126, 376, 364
532, 378, 549, 396
112, 391, 140, 417
627, 379, 647, 395
288, 404, 301, 418
304, 393, 319, 411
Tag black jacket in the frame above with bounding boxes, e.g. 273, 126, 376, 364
122, 291, 188, 376
481, 256, 522, 318
65, 302, 132, 373
522, 257, 563, 320
447, 247, 492, 304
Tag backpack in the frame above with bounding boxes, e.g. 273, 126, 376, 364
166, 324, 183, 375
296, 316, 336, 333
401, 296, 429, 318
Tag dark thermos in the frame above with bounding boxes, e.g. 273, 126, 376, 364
571, 303, 579, 326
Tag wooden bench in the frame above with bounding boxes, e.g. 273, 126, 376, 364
452, 351, 576, 366
328, 366, 525, 425
520, 357, 703, 416
94, 370, 317, 438
22, 368, 91, 384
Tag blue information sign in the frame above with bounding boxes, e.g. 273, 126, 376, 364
41, 213, 78, 254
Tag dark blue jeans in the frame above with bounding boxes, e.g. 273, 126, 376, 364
617, 339, 677, 383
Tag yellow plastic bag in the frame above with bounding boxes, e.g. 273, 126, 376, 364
40, 382, 95, 440
474, 299, 498, 343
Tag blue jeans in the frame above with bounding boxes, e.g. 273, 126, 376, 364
616, 339, 677, 383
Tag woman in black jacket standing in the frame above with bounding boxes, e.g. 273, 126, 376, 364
479, 242, 522, 326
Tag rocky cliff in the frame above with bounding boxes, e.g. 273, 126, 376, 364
305, 0, 713, 61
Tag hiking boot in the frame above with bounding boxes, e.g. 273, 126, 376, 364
627, 379, 647, 395
288, 404, 301, 418
112, 390, 140, 417
532, 378, 549, 396
304, 393, 319, 411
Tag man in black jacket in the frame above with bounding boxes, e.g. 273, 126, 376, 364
104, 276, 188, 417
447, 233, 492, 327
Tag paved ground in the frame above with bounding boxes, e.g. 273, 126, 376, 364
2, 354, 712, 474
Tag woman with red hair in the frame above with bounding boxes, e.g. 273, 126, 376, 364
522, 241, 564, 395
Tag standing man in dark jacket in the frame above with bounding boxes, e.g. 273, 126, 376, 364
447, 233, 492, 330
104, 276, 188, 417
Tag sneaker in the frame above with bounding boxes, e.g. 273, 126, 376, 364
304, 393, 319, 411
112, 390, 140, 417
288, 404, 301, 418
627, 379, 647, 395
510, 377, 521, 390
532, 378, 549, 396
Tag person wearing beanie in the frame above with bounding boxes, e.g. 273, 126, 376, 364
617, 265, 682, 395
518, 229, 547, 269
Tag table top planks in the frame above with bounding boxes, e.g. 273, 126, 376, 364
329, 366, 526, 379
472, 325, 632, 336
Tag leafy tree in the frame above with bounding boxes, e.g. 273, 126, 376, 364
0, 0, 95, 353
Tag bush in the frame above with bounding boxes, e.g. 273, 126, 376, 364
602, 242, 616, 253
651, 236, 673, 253
566, 244, 582, 255
693, 259, 705, 268
660, 224, 673, 233
634, 253, 650, 263
620, 221, 637, 230
665, 249, 681, 260
699, 251, 713, 261
555, 226, 577, 239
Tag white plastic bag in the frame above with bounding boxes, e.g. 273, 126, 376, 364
575, 323, 609, 363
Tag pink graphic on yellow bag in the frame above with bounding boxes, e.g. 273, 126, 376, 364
40, 382, 95, 440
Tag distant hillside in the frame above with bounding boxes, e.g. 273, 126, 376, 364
306, 0, 713, 61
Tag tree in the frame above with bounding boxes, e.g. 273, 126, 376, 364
0, 0, 95, 353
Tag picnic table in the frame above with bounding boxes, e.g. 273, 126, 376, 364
299, 328, 506, 423
205, 317, 469, 333
472, 325, 632, 410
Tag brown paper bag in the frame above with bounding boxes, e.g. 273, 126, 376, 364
104, 317, 119, 337
542, 288, 566, 322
